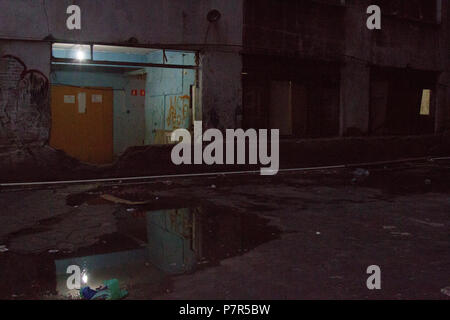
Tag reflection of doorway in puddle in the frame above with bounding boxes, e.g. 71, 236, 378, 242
50, 205, 277, 298
53, 207, 201, 298
146, 207, 201, 274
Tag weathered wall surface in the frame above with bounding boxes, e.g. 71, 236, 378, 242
0, 0, 243, 46
244, 0, 347, 60
243, 0, 450, 135
0, 0, 243, 177
145, 51, 196, 144
0, 41, 51, 173
244, 0, 448, 73
200, 50, 243, 130
342, 0, 450, 134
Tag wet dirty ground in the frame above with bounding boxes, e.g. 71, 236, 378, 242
0, 160, 449, 300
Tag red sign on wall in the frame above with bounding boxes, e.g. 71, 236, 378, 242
131, 89, 138, 96
140, 90, 146, 96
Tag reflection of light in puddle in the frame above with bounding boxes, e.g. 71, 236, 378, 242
82, 271, 88, 284
50, 206, 279, 298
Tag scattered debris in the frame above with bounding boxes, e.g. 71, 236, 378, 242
211, 184, 216, 189
383, 226, 397, 230
352, 168, 370, 183
316, 232, 321, 235
353, 168, 370, 177
80, 279, 128, 300
48, 249, 59, 253
126, 208, 136, 212
0, 245, 8, 253
100, 194, 150, 205
410, 218, 444, 228
441, 287, 450, 297
391, 232, 411, 237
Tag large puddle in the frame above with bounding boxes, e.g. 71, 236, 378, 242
0, 193, 280, 299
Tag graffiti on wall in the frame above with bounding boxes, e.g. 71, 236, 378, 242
166, 95, 190, 129
0, 55, 49, 149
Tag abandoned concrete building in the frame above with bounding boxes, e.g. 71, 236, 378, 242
0, 0, 449, 181
243, 0, 449, 137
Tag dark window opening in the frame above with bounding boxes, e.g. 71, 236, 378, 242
369, 67, 436, 136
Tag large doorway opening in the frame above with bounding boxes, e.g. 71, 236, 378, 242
49, 43, 198, 164
242, 55, 340, 138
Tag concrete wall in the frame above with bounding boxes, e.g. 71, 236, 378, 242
200, 50, 243, 130
244, 0, 347, 60
0, 41, 51, 170
0, 0, 243, 45
145, 51, 195, 144
244, 0, 448, 73
243, 0, 450, 136
0, 0, 243, 172
341, 0, 450, 135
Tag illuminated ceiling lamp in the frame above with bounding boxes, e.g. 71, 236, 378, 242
75, 45, 85, 60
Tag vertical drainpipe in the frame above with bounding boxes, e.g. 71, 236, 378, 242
195, 51, 200, 127
435, 0, 444, 133
195, 51, 200, 87
437, 0, 442, 24
162, 50, 166, 132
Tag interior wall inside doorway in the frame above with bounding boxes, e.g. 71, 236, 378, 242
50, 45, 198, 163
51, 67, 146, 157
145, 51, 196, 145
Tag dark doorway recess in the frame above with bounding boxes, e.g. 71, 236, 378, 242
242, 55, 340, 138
369, 67, 437, 136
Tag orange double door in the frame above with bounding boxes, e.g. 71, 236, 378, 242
50, 85, 113, 164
